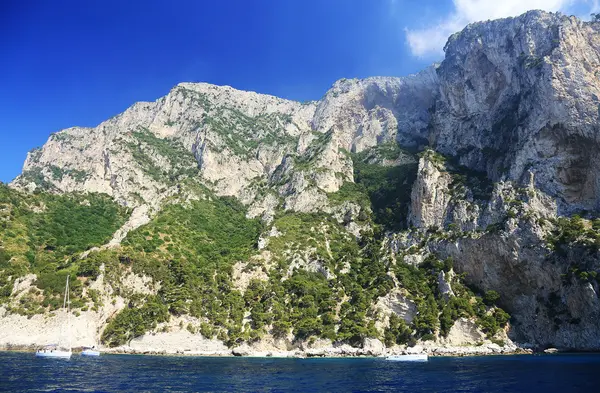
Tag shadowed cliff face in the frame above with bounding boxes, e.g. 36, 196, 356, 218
407, 151, 600, 349
433, 10, 600, 213
4, 11, 600, 351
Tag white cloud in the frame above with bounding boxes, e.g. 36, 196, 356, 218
404, 0, 595, 58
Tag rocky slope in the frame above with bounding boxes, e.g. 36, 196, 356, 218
2, 10, 600, 354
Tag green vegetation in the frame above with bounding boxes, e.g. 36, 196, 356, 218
92, 191, 263, 347
483, 290, 500, 306
327, 182, 371, 213
50, 132, 73, 143
266, 212, 356, 268
185, 105, 297, 158
19, 168, 53, 190
48, 165, 90, 183
368, 142, 414, 161
122, 195, 261, 266
27, 147, 43, 162
283, 270, 336, 341
448, 168, 493, 201
127, 128, 199, 182
240, 224, 389, 346
101, 295, 169, 346
293, 130, 333, 171
393, 253, 510, 339
30, 193, 129, 256
419, 147, 493, 201
546, 215, 600, 286
348, 143, 419, 231
0, 140, 513, 348
547, 215, 597, 252
94, 141, 507, 347
384, 314, 412, 346
0, 184, 129, 315
418, 148, 446, 168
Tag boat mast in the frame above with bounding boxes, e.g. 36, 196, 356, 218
67, 276, 71, 351
63, 275, 71, 351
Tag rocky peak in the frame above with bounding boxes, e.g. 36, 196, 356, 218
434, 10, 600, 212
11, 67, 440, 230
313, 67, 439, 152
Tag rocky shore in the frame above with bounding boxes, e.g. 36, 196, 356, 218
1, 339, 533, 359
0, 305, 533, 359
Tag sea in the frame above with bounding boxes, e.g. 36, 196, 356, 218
1, 352, 599, 392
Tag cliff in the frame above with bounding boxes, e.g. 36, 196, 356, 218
1, 10, 599, 355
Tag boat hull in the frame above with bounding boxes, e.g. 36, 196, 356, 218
385, 354, 428, 362
36, 350, 72, 359
81, 350, 100, 357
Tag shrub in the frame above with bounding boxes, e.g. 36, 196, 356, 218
101, 296, 169, 347
483, 290, 500, 306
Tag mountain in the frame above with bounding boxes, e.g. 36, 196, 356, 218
1, 10, 599, 355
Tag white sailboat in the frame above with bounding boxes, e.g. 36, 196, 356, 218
36, 276, 72, 359
81, 346, 100, 357
386, 354, 429, 362
81, 324, 101, 356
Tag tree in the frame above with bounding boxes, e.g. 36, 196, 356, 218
384, 314, 413, 346
413, 294, 440, 337
483, 290, 500, 306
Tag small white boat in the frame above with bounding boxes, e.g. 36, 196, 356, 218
36, 276, 72, 359
81, 347, 100, 357
385, 354, 428, 362
36, 345, 72, 359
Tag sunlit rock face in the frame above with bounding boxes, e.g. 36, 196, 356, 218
432, 11, 600, 213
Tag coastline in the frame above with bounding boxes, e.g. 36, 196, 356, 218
0, 306, 544, 360
0, 343, 534, 358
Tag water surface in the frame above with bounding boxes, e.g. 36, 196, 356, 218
1, 352, 599, 392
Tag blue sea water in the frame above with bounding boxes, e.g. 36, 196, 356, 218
1, 352, 599, 392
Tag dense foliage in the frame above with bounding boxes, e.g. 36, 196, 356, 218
545, 215, 600, 286
0, 184, 129, 313
101, 295, 169, 346
351, 144, 418, 231
30, 193, 128, 256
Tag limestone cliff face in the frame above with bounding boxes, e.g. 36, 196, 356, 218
14, 83, 315, 209
312, 67, 439, 151
12, 72, 438, 229
408, 154, 453, 229
401, 11, 600, 349
7, 11, 600, 351
432, 10, 600, 213
407, 152, 600, 349
437, 228, 600, 350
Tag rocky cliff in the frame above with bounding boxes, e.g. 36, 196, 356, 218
2, 10, 599, 354
433, 11, 600, 213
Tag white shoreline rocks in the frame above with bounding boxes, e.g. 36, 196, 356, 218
0, 306, 531, 358
0, 342, 532, 358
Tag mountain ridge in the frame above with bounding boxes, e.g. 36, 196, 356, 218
2, 10, 600, 355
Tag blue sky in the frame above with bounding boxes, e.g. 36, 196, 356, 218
0, 0, 597, 182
